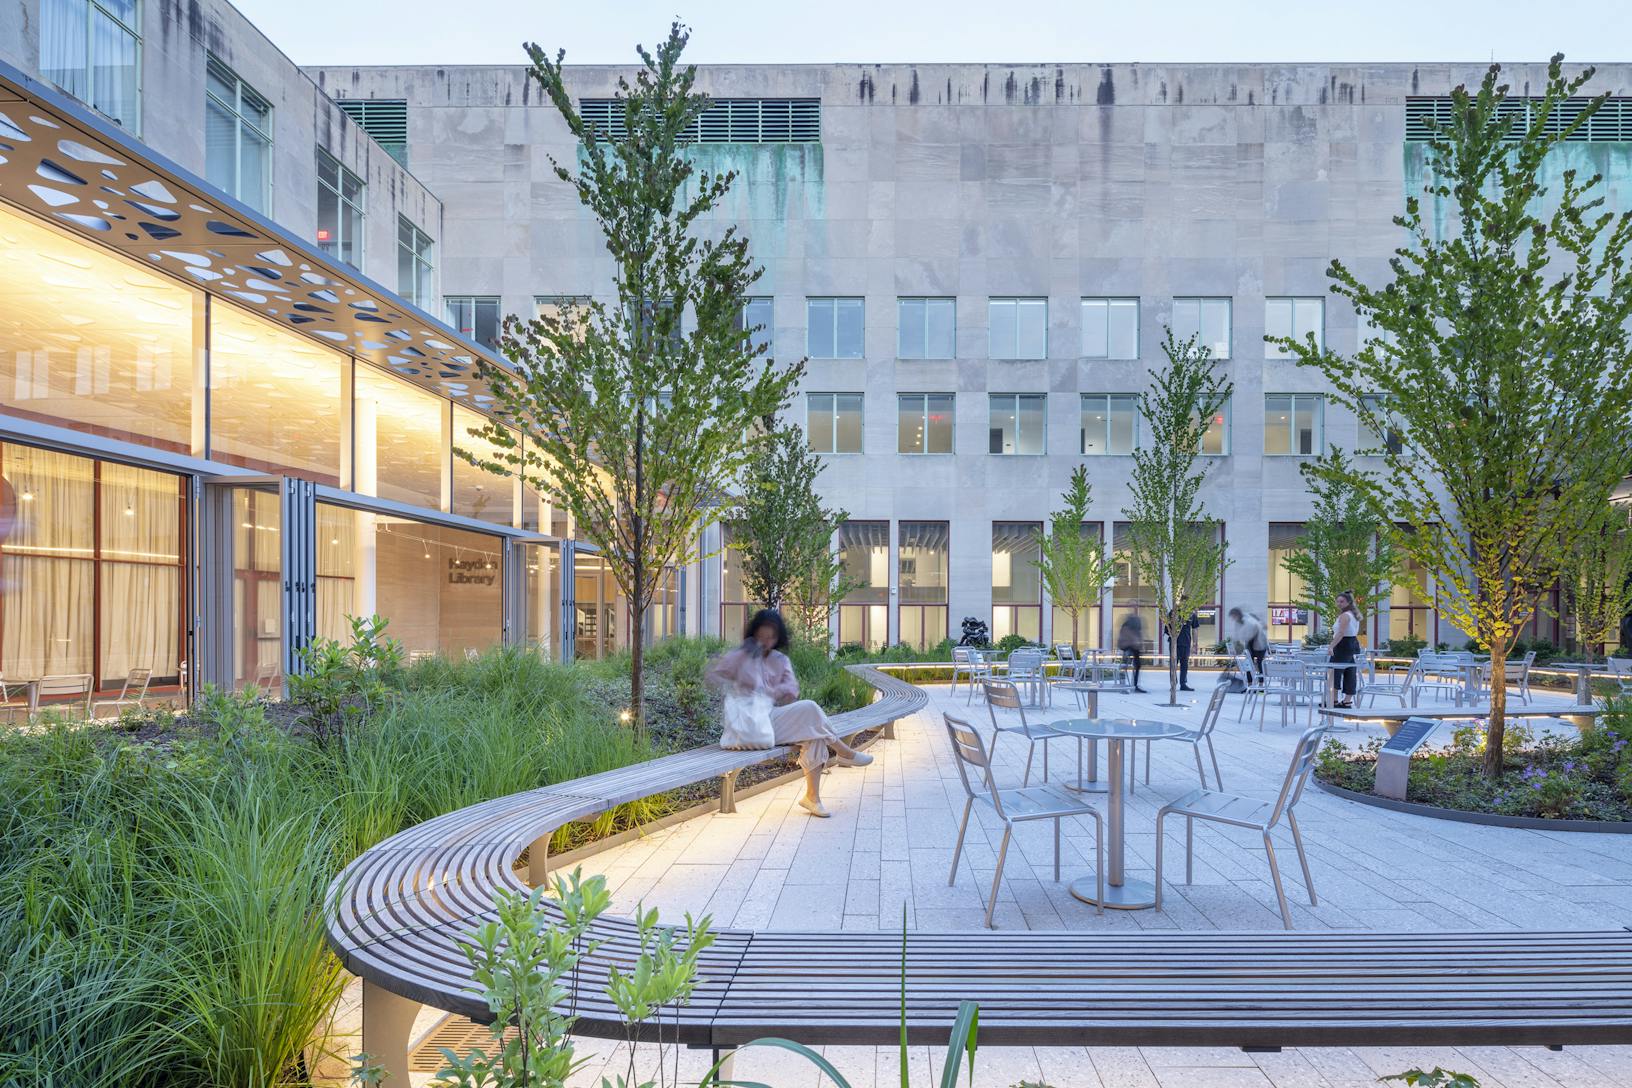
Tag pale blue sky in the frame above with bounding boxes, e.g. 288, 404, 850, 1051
237, 0, 1630, 68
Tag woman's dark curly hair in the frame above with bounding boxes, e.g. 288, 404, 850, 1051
744, 609, 790, 651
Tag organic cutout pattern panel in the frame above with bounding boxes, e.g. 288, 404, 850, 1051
0, 72, 501, 415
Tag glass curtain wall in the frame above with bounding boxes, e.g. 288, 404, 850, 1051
1267, 523, 1312, 644
991, 522, 1042, 643
354, 364, 446, 509
720, 522, 755, 637
897, 521, 948, 650
232, 489, 281, 692
1049, 522, 1103, 651
837, 521, 889, 650
573, 551, 627, 660
522, 542, 561, 658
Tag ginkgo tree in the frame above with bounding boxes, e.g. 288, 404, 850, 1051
1035, 466, 1115, 653
1277, 56, 1632, 775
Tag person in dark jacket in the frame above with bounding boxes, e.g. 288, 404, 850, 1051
1173, 610, 1201, 691
1117, 613, 1147, 693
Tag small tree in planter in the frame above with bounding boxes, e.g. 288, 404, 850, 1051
1276, 56, 1632, 776
1280, 450, 1402, 635
1566, 505, 1632, 656
1035, 466, 1115, 653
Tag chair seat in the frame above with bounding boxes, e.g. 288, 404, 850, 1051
1161, 787, 1275, 829
983, 784, 1098, 822
999, 722, 1066, 741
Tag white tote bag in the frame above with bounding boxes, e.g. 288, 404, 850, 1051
720, 690, 776, 750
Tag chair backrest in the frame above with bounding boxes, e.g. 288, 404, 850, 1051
1265, 658, 1304, 680
1054, 644, 1076, 662
117, 667, 153, 701
982, 679, 1029, 734
1197, 683, 1227, 737
1608, 657, 1632, 678
943, 713, 1005, 818
1008, 648, 1044, 674
1268, 726, 1329, 826
37, 673, 94, 712
952, 646, 973, 664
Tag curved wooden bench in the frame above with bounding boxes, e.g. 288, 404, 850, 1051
327, 664, 1632, 1083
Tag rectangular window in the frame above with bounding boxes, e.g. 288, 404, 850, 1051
897, 393, 955, 454
41, 0, 141, 132
806, 297, 864, 359
446, 297, 501, 351
720, 522, 758, 637
1080, 393, 1139, 455
988, 393, 1046, 455
1264, 393, 1323, 456
1081, 298, 1139, 360
397, 216, 435, 310
204, 56, 272, 214
806, 392, 864, 454
897, 297, 956, 359
737, 296, 773, 357
1265, 297, 1325, 359
1171, 297, 1231, 359
316, 150, 365, 269
354, 363, 446, 509
1200, 397, 1231, 456
988, 297, 1048, 359
1358, 393, 1406, 456
452, 405, 515, 526
1051, 522, 1105, 651
992, 521, 1042, 644
837, 521, 889, 651
1268, 523, 1312, 644
898, 521, 948, 651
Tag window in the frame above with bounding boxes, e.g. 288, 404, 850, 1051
452, 405, 515, 526
316, 150, 364, 269
807, 392, 863, 454
837, 521, 888, 650
397, 216, 435, 310
988, 394, 1046, 455
988, 297, 1047, 359
1081, 298, 1138, 359
205, 56, 271, 214
1113, 521, 1225, 650
1200, 398, 1231, 455
336, 99, 408, 166
1388, 536, 1436, 644
41, 0, 141, 132
446, 297, 501, 351
1171, 297, 1231, 359
897, 393, 954, 454
992, 522, 1042, 643
1265, 297, 1325, 359
1050, 522, 1105, 650
1358, 393, 1406, 456
1264, 394, 1323, 456
737, 296, 773, 356
720, 523, 757, 637
354, 364, 446, 509
898, 297, 956, 359
898, 521, 948, 651
1080, 394, 1139, 455
1268, 523, 1312, 644
807, 297, 864, 359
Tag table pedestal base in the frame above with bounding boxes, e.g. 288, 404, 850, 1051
1061, 778, 1109, 794
1069, 873, 1157, 910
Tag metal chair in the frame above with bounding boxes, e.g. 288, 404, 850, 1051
983, 679, 1066, 786
1358, 656, 1422, 708
1006, 647, 1051, 707
1235, 652, 1266, 722
944, 713, 1103, 927
1482, 650, 1535, 705
33, 673, 95, 719
952, 646, 993, 705
93, 667, 152, 718
0, 675, 32, 723
1606, 657, 1632, 696
1258, 658, 1311, 730
1173, 684, 1227, 790
1154, 724, 1326, 929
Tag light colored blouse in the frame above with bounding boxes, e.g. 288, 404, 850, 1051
705, 645, 801, 705
1332, 609, 1360, 639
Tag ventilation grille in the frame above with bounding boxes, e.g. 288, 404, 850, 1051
1405, 96, 1632, 142
337, 99, 409, 165
578, 98, 821, 143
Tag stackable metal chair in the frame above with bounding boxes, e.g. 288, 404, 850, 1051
952, 646, 994, 705
1005, 647, 1051, 707
1258, 658, 1314, 730
1609, 657, 1632, 696
1173, 683, 1227, 790
33, 673, 95, 719
1235, 652, 1267, 721
92, 666, 152, 718
983, 679, 1065, 786
944, 713, 1103, 927
1154, 725, 1325, 929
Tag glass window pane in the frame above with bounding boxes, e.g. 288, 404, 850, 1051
1202, 400, 1229, 455
738, 297, 773, 356
1081, 299, 1108, 358
1171, 299, 1199, 343
0, 204, 198, 453
835, 299, 864, 358
1202, 299, 1230, 359
807, 299, 834, 358
988, 395, 1016, 454
1265, 298, 1292, 356
807, 393, 834, 453
925, 298, 955, 358
925, 393, 954, 453
992, 522, 1042, 604
1294, 395, 1321, 455
41, 0, 89, 101
452, 405, 515, 524
834, 393, 863, 452
838, 522, 888, 605
205, 96, 238, 196
1081, 395, 1107, 454
240, 127, 270, 214
989, 300, 1016, 358
1295, 298, 1323, 349
1108, 299, 1138, 359
897, 394, 923, 453
1017, 394, 1046, 454
1110, 394, 1138, 453
1016, 299, 1047, 359
899, 521, 948, 603
89, 9, 139, 130
210, 303, 345, 484
1264, 394, 1291, 455
355, 364, 446, 508
898, 299, 924, 359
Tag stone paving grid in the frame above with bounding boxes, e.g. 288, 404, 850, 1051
402, 679, 1632, 1086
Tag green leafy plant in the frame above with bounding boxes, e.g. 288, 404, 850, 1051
1035, 467, 1115, 652
287, 614, 404, 748
1382, 1070, 1481, 1088
1280, 449, 1401, 632
995, 633, 1032, 655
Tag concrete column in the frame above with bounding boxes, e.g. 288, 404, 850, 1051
361, 979, 421, 1085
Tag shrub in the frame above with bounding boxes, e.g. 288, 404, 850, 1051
1382, 634, 1427, 657
995, 633, 1032, 654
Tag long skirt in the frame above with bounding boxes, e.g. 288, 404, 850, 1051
772, 699, 841, 771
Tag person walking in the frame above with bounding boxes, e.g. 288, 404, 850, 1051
1228, 607, 1268, 683
706, 609, 873, 818
1328, 591, 1363, 708
1117, 613, 1147, 693
1174, 610, 1201, 692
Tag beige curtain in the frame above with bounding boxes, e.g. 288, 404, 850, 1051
98, 462, 182, 681
1, 446, 95, 678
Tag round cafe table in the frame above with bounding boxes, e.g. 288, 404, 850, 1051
1049, 716, 1189, 910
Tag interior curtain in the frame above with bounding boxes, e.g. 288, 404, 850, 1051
39, 0, 88, 101
1, 445, 95, 678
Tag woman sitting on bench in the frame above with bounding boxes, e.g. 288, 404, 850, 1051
707, 609, 873, 818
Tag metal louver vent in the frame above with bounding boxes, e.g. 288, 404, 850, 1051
337, 99, 409, 165
1406, 96, 1632, 142
578, 98, 821, 143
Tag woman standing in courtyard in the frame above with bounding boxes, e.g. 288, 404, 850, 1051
1117, 613, 1148, 694
1328, 591, 1363, 708
706, 609, 873, 818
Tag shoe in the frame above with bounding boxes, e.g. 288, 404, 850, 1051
1180, 685, 1196, 692
798, 796, 831, 818
1134, 686, 1148, 694
833, 751, 874, 768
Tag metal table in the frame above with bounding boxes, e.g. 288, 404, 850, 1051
1050, 716, 1190, 910
1051, 684, 1137, 793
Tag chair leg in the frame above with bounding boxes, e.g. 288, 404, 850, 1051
1094, 814, 1104, 914
1143, 738, 1151, 785
1154, 810, 1167, 910
1262, 831, 1294, 929
1042, 736, 1050, 783
1185, 816, 1194, 885
986, 827, 1011, 929
1053, 817, 1061, 882
1207, 737, 1223, 792
1287, 810, 1317, 906
1192, 743, 1207, 789
1021, 741, 1036, 787
948, 797, 973, 887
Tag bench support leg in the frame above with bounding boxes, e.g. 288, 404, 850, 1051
362, 979, 421, 1085
526, 833, 550, 887
719, 771, 739, 814
883, 718, 896, 740
709, 1047, 736, 1084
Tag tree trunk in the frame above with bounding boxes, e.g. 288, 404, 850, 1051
1071, 613, 1080, 652
1167, 623, 1179, 703
629, 604, 645, 744
1483, 645, 1508, 778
